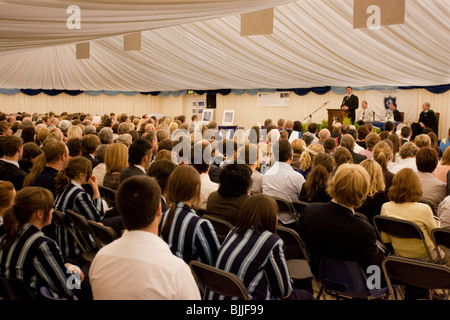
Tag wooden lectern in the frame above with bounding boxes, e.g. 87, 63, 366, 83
327, 109, 348, 129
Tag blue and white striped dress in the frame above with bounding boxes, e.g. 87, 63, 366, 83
206, 228, 293, 300
53, 182, 103, 258
0, 224, 75, 299
160, 202, 220, 266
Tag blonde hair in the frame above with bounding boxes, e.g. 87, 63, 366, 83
414, 134, 431, 148
373, 141, 392, 170
399, 141, 419, 159
291, 138, 306, 155
67, 125, 83, 140
327, 164, 370, 208
360, 159, 385, 197
299, 143, 324, 172
388, 168, 422, 203
105, 143, 128, 174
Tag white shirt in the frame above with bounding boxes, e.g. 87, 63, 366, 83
389, 157, 418, 174
89, 230, 201, 300
196, 172, 218, 209
92, 163, 107, 186
358, 107, 373, 122
262, 161, 305, 224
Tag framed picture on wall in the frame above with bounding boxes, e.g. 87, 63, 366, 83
222, 110, 235, 125
202, 109, 213, 123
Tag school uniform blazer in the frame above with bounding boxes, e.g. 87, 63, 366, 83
303, 201, 385, 276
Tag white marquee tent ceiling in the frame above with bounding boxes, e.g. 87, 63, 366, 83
0, 0, 449, 92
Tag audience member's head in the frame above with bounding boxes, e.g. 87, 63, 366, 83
399, 141, 419, 159
147, 159, 178, 197
441, 147, 450, 165
388, 168, 422, 204
235, 194, 278, 235
323, 137, 337, 154
66, 137, 82, 158
339, 134, 355, 152
333, 147, 353, 169
291, 138, 306, 156
360, 159, 385, 197
81, 134, 101, 155
98, 127, 114, 145
415, 147, 439, 173
373, 140, 393, 170
0, 181, 15, 216
128, 138, 152, 167
327, 164, 370, 209
116, 175, 161, 231
364, 133, 381, 151
414, 134, 431, 148
218, 163, 252, 198
272, 138, 293, 163
105, 142, 128, 175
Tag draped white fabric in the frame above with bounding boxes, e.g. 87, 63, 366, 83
0, 0, 449, 91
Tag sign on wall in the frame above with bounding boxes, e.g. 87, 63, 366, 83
353, 0, 405, 29
257, 91, 290, 107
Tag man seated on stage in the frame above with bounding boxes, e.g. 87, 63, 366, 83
388, 102, 402, 122
411, 102, 438, 139
357, 100, 373, 122
340, 86, 359, 123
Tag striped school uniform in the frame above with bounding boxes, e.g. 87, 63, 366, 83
0, 224, 75, 299
160, 202, 220, 265
206, 228, 293, 300
53, 182, 103, 258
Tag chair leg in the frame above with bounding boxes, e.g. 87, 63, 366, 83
315, 285, 324, 300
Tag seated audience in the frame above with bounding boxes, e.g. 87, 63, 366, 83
190, 143, 218, 210
81, 134, 101, 169
333, 146, 353, 170
262, 139, 305, 228
381, 168, 442, 267
297, 143, 324, 178
89, 175, 200, 300
299, 153, 334, 203
91, 144, 108, 186
103, 142, 128, 190
0, 187, 90, 300
238, 142, 263, 194
436, 147, 450, 183
206, 194, 313, 301
357, 159, 389, 225
0, 181, 15, 236
303, 164, 385, 280
147, 159, 178, 212
340, 134, 367, 164
207, 163, 252, 225
373, 141, 395, 191
19, 142, 42, 174
359, 132, 380, 160
415, 147, 447, 214
0, 135, 27, 191
120, 138, 153, 182
161, 165, 220, 265
391, 141, 419, 174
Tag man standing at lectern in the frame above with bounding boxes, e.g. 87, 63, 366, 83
341, 86, 359, 123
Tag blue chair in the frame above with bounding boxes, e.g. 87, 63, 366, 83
315, 255, 390, 300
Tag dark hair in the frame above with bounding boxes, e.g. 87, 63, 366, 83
147, 159, 178, 195
54, 156, 92, 195
218, 164, 252, 197
157, 139, 173, 152
66, 137, 82, 157
383, 121, 395, 132
401, 126, 411, 138
272, 138, 292, 162
293, 121, 303, 132
21, 127, 36, 143
416, 147, 438, 173
22, 142, 42, 160
0, 187, 54, 250
235, 194, 278, 235
190, 143, 211, 174
81, 134, 101, 154
162, 165, 200, 237
323, 137, 337, 152
2, 135, 22, 157
307, 122, 318, 134
128, 138, 152, 165
116, 176, 161, 230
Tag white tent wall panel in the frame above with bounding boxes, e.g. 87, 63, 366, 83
0, 88, 448, 138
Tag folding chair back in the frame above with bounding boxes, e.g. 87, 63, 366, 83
87, 220, 119, 248
203, 214, 234, 244
66, 209, 99, 263
373, 215, 433, 260
272, 196, 299, 225
189, 260, 250, 300
98, 185, 116, 208
316, 255, 389, 300
382, 256, 450, 300
431, 228, 450, 264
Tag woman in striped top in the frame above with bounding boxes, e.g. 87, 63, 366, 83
0, 187, 84, 299
53, 156, 105, 259
160, 165, 220, 266
206, 194, 312, 300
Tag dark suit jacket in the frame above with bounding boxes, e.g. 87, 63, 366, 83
393, 109, 402, 122
341, 94, 359, 122
119, 164, 146, 182
33, 166, 59, 195
0, 160, 27, 191
82, 153, 99, 169
350, 150, 367, 164
303, 201, 385, 276
418, 110, 438, 135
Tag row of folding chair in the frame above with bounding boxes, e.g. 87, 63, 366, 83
53, 209, 119, 265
